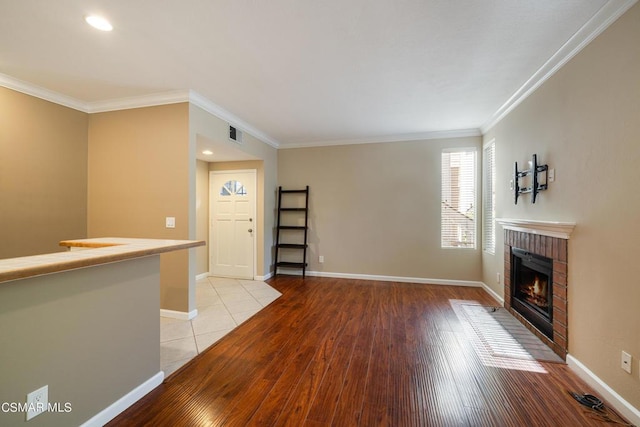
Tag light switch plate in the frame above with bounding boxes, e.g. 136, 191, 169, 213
165, 217, 176, 229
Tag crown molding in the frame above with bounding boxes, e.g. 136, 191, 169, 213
0, 73, 281, 148
188, 91, 280, 149
0, 75, 476, 149
0, 72, 88, 112
86, 90, 190, 113
481, 0, 638, 134
87, 90, 281, 147
280, 128, 482, 149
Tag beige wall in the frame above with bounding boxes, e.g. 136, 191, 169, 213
189, 104, 278, 278
0, 87, 87, 259
0, 256, 160, 427
482, 3, 640, 410
87, 103, 194, 312
278, 137, 483, 281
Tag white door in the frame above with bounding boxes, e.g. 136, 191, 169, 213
210, 170, 256, 279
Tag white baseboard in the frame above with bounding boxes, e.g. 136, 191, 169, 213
255, 271, 273, 281
567, 354, 640, 426
276, 270, 502, 304
196, 272, 210, 281
80, 371, 164, 427
160, 308, 198, 320
480, 282, 505, 306
276, 269, 484, 288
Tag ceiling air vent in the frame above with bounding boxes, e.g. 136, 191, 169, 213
229, 125, 243, 144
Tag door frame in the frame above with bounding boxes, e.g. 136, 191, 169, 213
209, 169, 257, 279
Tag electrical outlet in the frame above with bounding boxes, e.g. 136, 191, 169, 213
26, 385, 48, 420
548, 168, 555, 182
319, 255, 324, 263
165, 217, 176, 229
621, 351, 632, 374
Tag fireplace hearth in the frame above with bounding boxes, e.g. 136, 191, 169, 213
511, 248, 553, 339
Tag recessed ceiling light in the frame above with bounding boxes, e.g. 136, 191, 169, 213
85, 15, 113, 31
202, 150, 214, 155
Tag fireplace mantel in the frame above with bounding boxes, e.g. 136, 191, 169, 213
496, 218, 576, 240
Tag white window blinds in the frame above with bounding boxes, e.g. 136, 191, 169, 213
441, 149, 477, 249
483, 141, 496, 254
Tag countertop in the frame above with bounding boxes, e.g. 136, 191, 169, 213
0, 237, 205, 283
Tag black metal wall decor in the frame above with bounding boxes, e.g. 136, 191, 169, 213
514, 154, 548, 204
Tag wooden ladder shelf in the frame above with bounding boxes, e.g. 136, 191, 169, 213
274, 186, 309, 278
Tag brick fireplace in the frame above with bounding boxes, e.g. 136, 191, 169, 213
497, 219, 575, 360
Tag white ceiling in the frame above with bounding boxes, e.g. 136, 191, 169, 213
0, 0, 635, 148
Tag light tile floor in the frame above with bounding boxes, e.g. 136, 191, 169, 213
160, 276, 282, 376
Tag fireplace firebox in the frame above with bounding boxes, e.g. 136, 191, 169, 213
511, 247, 553, 339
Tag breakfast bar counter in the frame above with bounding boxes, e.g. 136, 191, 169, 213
0, 237, 204, 426
0, 237, 204, 284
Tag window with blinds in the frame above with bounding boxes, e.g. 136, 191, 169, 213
483, 140, 496, 254
441, 149, 476, 249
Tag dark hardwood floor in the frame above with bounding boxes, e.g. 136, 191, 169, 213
109, 276, 628, 426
